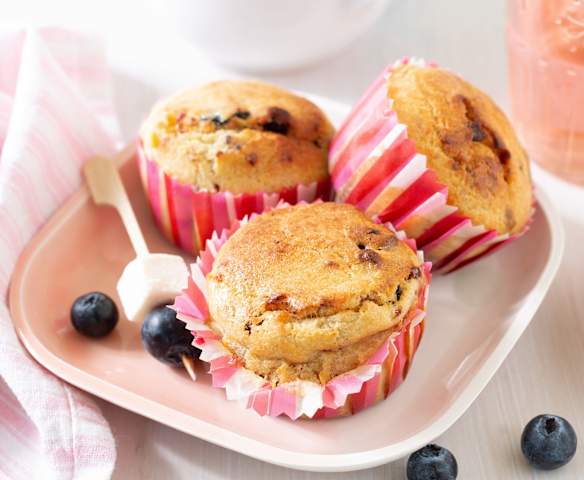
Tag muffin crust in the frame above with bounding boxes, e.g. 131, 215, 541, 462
206, 203, 425, 385
387, 65, 532, 235
139, 80, 334, 194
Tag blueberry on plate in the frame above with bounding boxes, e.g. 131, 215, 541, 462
70, 292, 118, 338
407, 444, 458, 480
141, 306, 200, 367
521, 414, 577, 470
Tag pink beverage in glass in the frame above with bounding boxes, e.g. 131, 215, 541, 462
508, 0, 584, 184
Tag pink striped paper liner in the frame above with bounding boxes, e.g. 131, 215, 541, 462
172, 202, 431, 419
137, 141, 333, 256
330, 57, 534, 273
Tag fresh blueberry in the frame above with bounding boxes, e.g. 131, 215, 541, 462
141, 306, 200, 367
521, 414, 577, 470
70, 292, 118, 338
407, 444, 458, 480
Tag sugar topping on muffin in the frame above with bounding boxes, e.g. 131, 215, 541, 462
206, 202, 426, 385
387, 64, 532, 235
139, 80, 334, 194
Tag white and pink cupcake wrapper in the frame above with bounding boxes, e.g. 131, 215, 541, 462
330, 57, 533, 273
172, 204, 431, 419
137, 141, 332, 256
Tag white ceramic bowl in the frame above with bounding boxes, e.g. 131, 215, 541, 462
148, 0, 391, 72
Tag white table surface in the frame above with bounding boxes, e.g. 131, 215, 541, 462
4, 0, 584, 478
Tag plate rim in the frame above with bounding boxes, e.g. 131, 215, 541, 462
8, 125, 565, 474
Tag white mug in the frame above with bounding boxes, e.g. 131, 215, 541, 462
149, 0, 391, 72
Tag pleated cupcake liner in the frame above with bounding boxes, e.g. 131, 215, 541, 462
172, 202, 431, 419
137, 141, 333, 256
330, 57, 534, 273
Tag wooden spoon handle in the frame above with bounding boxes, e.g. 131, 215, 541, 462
84, 156, 149, 256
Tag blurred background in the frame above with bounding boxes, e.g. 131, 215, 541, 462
0, 0, 508, 142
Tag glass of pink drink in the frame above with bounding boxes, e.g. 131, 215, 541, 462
508, 0, 584, 184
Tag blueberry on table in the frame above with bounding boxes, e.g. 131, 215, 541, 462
407, 444, 458, 480
521, 414, 577, 470
141, 306, 200, 367
70, 292, 118, 338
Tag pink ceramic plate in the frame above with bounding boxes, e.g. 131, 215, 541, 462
9, 98, 564, 472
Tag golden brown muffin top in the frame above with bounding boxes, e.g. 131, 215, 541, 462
139, 80, 334, 194
206, 203, 425, 385
387, 65, 532, 235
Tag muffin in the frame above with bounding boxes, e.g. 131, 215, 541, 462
173, 202, 431, 419
138, 80, 334, 255
331, 58, 533, 272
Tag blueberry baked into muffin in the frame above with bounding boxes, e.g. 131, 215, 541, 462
138, 80, 335, 254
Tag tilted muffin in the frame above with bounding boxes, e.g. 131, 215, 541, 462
138, 80, 335, 254
206, 203, 426, 387
330, 58, 533, 272
386, 64, 532, 235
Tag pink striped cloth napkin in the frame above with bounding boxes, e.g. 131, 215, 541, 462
0, 28, 120, 479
